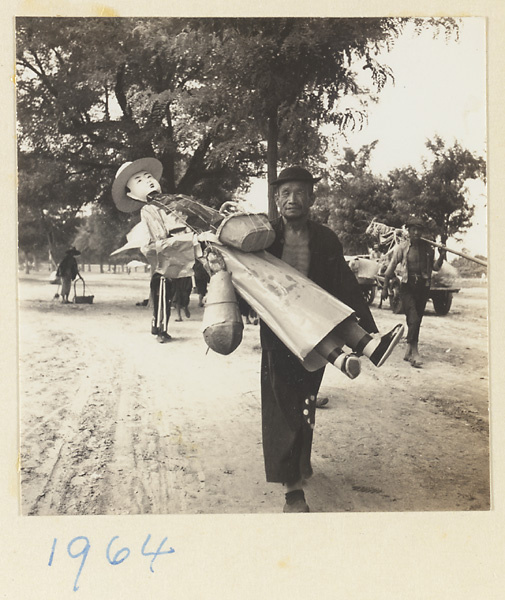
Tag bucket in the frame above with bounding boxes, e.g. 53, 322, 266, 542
73, 279, 94, 304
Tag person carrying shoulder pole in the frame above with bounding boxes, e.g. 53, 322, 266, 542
381, 215, 446, 368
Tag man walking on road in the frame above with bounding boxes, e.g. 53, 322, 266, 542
381, 215, 446, 368
260, 166, 382, 513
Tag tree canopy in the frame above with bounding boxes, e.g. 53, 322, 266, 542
314, 137, 486, 255
16, 16, 460, 261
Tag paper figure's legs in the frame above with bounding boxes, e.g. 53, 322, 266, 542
320, 317, 404, 370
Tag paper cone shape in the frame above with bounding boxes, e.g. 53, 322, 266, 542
202, 271, 243, 355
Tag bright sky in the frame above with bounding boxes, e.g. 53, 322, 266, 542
243, 17, 487, 257
348, 18, 486, 175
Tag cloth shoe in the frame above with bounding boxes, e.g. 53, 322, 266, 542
283, 490, 310, 513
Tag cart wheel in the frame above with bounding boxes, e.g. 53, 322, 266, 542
389, 282, 403, 314
432, 291, 453, 315
363, 285, 376, 306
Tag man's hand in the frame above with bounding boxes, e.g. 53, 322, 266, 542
435, 248, 447, 269
204, 246, 227, 274
219, 201, 241, 216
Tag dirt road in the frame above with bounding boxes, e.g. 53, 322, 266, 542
18, 269, 490, 515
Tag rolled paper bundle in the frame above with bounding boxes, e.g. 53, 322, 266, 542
202, 270, 244, 355
215, 245, 354, 372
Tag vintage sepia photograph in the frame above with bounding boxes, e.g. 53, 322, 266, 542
15, 16, 489, 519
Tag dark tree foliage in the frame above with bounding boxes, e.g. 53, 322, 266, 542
418, 136, 486, 244
72, 204, 140, 271
194, 17, 458, 215
313, 143, 396, 253
16, 16, 459, 259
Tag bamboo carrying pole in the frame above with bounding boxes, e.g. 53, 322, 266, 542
366, 219, 487, 268
420, 238, 488, 268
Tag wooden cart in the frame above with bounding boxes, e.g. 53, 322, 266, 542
377, 275, 460, 316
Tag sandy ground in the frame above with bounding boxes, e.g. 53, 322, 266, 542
17, 268, 490, 515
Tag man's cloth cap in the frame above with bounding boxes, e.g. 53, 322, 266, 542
270, 166, 321, 186
112, 157, 163, 213
405, 215, 426, 229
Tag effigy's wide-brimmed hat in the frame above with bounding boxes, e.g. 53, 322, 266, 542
66, 246, 81, 256
270, 166, 322, 186
405, 215, 426, 229
112, 157, 163, 212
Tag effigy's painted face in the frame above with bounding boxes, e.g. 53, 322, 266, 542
275, 181, 314, 221
126, 170, 161, 202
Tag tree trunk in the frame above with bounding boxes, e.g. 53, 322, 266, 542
48, 247, 57, 270
161, 103, 176, 193
41, 209, 58, 269
266, 106, 279, 221
176, 134, 213, 194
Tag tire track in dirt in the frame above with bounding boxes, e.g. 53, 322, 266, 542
91, 323, 210, 515
24, 321, 120, 515
19, 277, 490, 515
309, 360, 490, 512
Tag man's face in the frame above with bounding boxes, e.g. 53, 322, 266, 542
126, 170, 161, 202
408, 225, 422, 242
275, 180, 314, 221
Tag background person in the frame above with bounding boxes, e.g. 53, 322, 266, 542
172, 276, 192, 321
381, 215, 446, 368
56, 247, 81, 303
193, 259, 210, 307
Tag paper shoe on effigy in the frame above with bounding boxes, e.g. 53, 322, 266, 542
362, 324, 405, 368
316, 343, 362, 379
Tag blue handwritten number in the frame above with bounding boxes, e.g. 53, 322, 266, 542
106, 536, 131, 566
67, 536, 91, 592
141, 534, 175, 573
48, 538, 57, 566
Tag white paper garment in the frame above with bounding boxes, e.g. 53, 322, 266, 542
154, 233, 197, 278
110, 220, 151, 256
